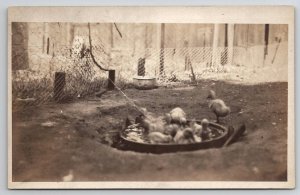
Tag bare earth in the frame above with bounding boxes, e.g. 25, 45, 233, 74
12, 80, 288, 182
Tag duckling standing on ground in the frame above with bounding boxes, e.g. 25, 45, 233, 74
207, 90, 231, 123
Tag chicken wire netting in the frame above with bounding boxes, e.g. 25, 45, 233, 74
11, 22, 288, 108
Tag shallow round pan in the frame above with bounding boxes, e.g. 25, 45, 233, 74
132, 76, 158, 90
120, 121, 230, 154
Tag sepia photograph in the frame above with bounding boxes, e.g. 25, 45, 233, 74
8, 6, 295, 189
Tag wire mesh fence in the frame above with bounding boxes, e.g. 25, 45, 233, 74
11, 22, 288, 109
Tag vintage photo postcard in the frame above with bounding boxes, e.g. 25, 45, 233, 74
8, 6, 295, 189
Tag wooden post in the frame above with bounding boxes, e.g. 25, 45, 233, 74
66, 23, 74, 46
205, 27, 212, 67
212, 24, 220, 67
43, 23, 49, 54
220, 24, 228, 65
144, 24, 148, 58
54, 72, 66, 102
138, 58, 146, 76
47, 38, 50, 55
110, 23, 114, 48
224, 24, 228, 47
107, 70, 115, 90
184, 41, 191, 71
264, 24, 270, 62
155, 24, 161, 76
228, 24, 235, 65
159, 23, 165, 76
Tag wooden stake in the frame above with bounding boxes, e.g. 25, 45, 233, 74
264, 24, 270, 60
108, 70, 115, 90
54, 72, 66, 102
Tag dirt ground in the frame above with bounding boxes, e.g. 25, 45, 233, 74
12, 80, 288, 182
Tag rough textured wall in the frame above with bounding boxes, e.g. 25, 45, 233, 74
232, 24, 288, 68
11, 22, 289, 82
12, 22, 29, 70
234, 24, 265, 47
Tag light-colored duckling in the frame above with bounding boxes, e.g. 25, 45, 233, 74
174, 128, 195, 144
164, 123, 181, 138
207, 90, 230, 123
191, 118, 210, 137
193, 135, 202, 143
148, 132, 172, 144
141, 117, 165, 133
200, 118, 212, 141
164, 113, 172, 124
169, 107, 187, 125
135, 109, 166, 133
190, 119, 203, 135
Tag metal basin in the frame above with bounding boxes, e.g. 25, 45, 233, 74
132, 76, 157, 90
120, 121, 230, 154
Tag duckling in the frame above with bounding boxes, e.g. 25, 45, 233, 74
190, 119, 203, 135
173, 129, 184, 144
127, 132, 144, 143
190, 118, 210, 136
174, 128, 195, 144
148, 132, 173, 144
207, 90, 231, 123
169, 107, 187, 125
135, 111, 166, 134
193, 134, 202, 143
164, 123, 181, 138
135, 114, 149, 130
164, 113, 172, 124
200, 118, 212, 141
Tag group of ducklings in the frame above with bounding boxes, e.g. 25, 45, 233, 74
128, 90, 230, 144
150, 118, 213, 144
136, 107, 213, 144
